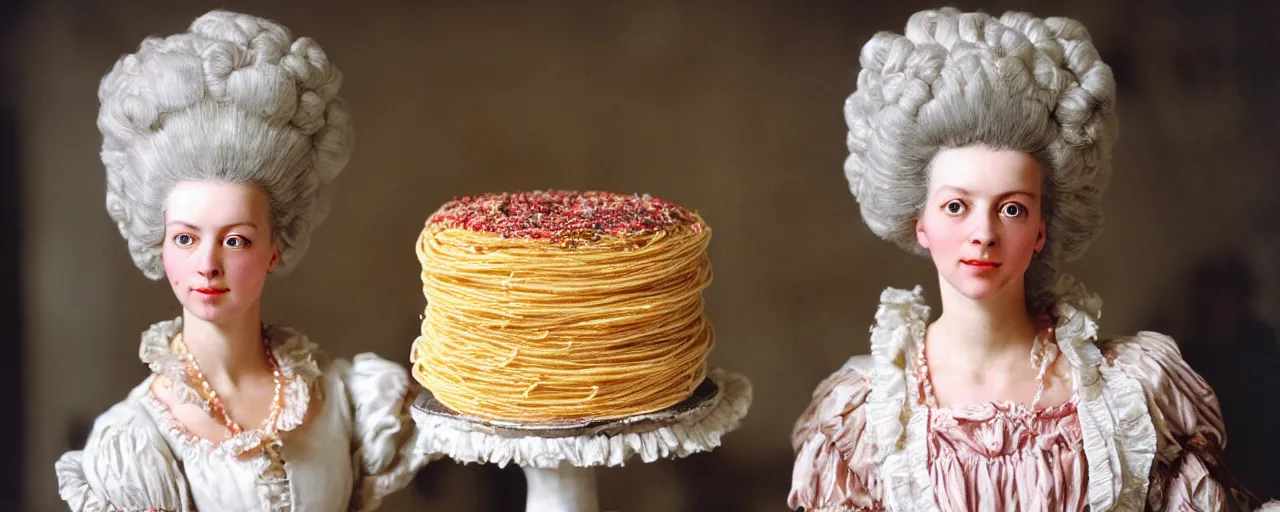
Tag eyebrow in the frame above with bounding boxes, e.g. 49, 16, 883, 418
934, 186, 1039, 200
935, 185, 971, 196
165, 221, 259, 230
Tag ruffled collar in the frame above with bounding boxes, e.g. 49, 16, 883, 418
138, 317, 324, 456
863, 274, 1155, 511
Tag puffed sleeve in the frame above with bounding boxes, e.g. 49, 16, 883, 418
788, 360, 883, 512
1102, 332, 1263, 511
341, 353, 433, 511
54, 399, 191, 511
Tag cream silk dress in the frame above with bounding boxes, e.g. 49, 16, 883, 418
789, 277, 1262, 512
55, 318, 432, 511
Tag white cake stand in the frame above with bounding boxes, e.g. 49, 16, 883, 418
411, 367, 752, 512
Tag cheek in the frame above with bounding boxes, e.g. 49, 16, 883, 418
160, 244, 188, 285
919, 214, 968, 255
224, 250, 274, 288
1004, 223, 1042, 258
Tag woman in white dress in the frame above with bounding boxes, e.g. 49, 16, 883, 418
54, 10, 430, 511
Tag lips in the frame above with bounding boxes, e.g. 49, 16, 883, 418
960, 259, 1001, 268
193, 287, 229, 295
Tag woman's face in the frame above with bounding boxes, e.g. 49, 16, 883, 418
916, 146, 1046, 302
161, 181, 278, 325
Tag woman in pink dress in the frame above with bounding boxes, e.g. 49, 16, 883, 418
788, 8, 1266, 512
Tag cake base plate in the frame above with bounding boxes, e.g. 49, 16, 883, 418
411, 376, 719, 439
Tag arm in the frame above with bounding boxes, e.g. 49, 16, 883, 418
1103, 332, 1262, 511
788, 363, 884, 512
54, 400, 191, 511
342, 353, 433, 511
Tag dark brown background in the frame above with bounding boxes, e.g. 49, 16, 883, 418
5, 0, 1279, 509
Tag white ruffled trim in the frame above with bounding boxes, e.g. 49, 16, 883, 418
137, 387, 296, 512
139, 319, 204, 414
863, 275, 1159, 512
864, 285, 939, 512
411, 368, 751, 469
137, 317, 323, 458
266, 323, 324, 432
1048, 274, 1155, 512
136, 318, 325, 511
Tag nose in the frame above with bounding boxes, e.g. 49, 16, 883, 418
195, 243, 222, 279
970, 214, 997, 248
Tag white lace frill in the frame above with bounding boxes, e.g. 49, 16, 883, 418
412, 367, 752, 469
137, 317, 324, 460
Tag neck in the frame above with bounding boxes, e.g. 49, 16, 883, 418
180, 303, 271, 389
929, 275, 1040, 371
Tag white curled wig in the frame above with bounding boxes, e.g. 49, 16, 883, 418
98, 10, 353, 279
843, 8, 1117, 311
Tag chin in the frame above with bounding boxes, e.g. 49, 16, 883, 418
180, 300, 249, 325
945, 275, 1018, 301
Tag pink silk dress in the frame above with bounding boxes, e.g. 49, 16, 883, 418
916, 337, 1089, 511
788, 278, 1262, 512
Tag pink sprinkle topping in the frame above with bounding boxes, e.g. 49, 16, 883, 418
427, 190, 701, 247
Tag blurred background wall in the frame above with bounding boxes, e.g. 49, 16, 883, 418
5, 0, 1279, 510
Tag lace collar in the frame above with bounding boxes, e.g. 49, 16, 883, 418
137, 317, 324, 456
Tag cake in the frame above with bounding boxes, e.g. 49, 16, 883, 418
409, 190, 715, 423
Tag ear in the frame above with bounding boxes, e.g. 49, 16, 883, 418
915, 216, 930, 250
1034, 220, 1046, 253
268, 245, 281, 271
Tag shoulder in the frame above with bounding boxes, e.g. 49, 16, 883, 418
789, 285, 927, 451
791, 356, 874, 451
788, 357, 883, 510
1097, 330, 1211, 398
1097, 331, 1225, 442
792, 287, 924, 464
329, 352, 412, 405
83, 396, 168, 455
331, 352, 416, 459
315, 351, 413, 424
332, 353, 431, 509
1097, 330, 1185, 365
58, 396, 190, 511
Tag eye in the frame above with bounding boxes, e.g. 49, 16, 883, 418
224, 235, 250, 248
173, 233, 196, 247
1000, 203, 1026, 218
943, 200, 966, 215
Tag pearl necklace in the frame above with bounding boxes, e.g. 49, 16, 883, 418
173, 332, 285, 438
